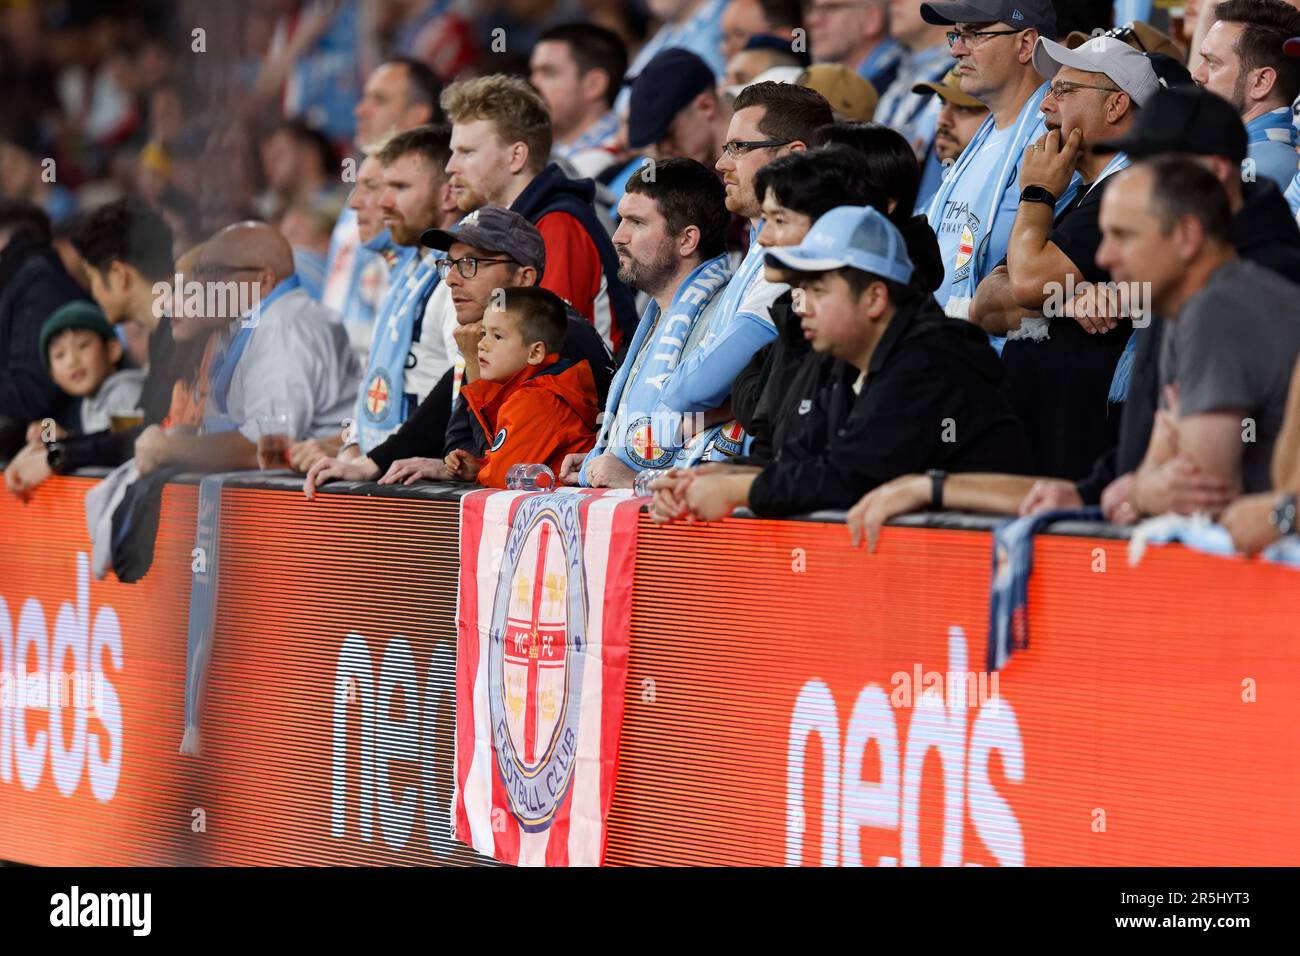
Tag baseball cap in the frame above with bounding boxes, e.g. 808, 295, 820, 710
627, 48, 717, 150
39, 301, 114, 369
920, 0, 1056, 37
1093, 85, 1248, 163
764, 206, 914, 285
1032, 35, 1161, 107
797, 64, 877, 122
912, 67, 984, 108
1065, 21, 1185, 61
420, 205, 546, 273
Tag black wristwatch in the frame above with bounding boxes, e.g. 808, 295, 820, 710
46, 441, 66, 474
927, 469, 947, 511
1270, 492, 1298, 536
1020, 185, 1057, 207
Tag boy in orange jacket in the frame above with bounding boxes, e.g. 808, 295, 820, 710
444, 286, 600, 488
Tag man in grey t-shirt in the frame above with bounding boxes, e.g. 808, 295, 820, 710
1096, 157, 1300, 515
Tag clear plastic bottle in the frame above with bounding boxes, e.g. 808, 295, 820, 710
633, 468, 669, 497
506, 463, 556, 491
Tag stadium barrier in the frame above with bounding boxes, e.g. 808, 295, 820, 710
1, 474, 1297, 867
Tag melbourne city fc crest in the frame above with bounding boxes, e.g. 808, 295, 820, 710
952, 213, 981, 281
486, 493, 588, 831
707, 420, 746, 458
625, 415, 673, 468
363, 369, 392, 422
491, 427, 508, 452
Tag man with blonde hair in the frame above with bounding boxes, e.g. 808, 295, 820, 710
442, 74, 638, 355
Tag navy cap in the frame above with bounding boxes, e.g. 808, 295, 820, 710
764, 206, 913, 285
921, 0, 1056, 37
420, 205, 546, 272
627, 48, 717, 150
1094, 86, 1248, 164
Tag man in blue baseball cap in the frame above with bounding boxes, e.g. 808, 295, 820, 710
918, 0, 1062, 323
653, 204, 1031, 520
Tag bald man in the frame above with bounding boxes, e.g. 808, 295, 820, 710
133, 222, 360, 475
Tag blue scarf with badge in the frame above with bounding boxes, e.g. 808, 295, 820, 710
354, 248, 440, 452
205, 273, 302, 431
580, 254, 733, 482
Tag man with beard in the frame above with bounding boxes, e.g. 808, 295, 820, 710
912, 68, 990, 211
558, 159, 734, 488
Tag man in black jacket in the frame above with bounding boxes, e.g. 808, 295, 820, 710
659, 205, 1030, 521
4, 199, 197, 495
0, 200, 87, 459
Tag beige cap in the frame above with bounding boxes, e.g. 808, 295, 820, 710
911, 67, 984, 109
797, 64, 877, 122
1065, 21, 1186, 63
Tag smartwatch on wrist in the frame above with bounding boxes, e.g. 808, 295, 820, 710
926, 469, 947, 511
1270, 492, 1298, 536
1020, 185, 1057, 207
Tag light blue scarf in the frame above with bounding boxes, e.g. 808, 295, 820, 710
580, 254, 733, 481
354, 247, 439, 452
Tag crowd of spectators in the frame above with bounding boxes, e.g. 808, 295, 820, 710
3, 0, 1300, 558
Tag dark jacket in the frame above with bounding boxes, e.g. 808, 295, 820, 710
509, 162, 639, 356
369, 307, 615, 471
1074, 180, 1300, 503
731, 289, 833, 463
749, 294, 1032, 517
0, 234, 86, 453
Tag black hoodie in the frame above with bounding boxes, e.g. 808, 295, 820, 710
748, 293, 1032, 517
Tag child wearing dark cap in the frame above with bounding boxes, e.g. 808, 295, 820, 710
34, 301, 145, 440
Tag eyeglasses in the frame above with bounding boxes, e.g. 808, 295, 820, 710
435, 256, 516, 279
721, 138, 793, 158
1047, 80, 1122, 99
946, 27, 1021, 47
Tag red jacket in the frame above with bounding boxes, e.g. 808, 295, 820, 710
460, 355, 600, 488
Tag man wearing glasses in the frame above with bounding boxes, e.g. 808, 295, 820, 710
654, 82, 833, 466
303, 207, 614, 496
919, 0, 1061, 322
971, 35, 1158, 481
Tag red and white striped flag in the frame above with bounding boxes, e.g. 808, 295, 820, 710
454, 488, 640, 866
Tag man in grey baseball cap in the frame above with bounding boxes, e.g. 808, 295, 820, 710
420, 204, 547, 273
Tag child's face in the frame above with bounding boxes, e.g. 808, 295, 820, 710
48, 328, 120, 397
478, 309, 545, 382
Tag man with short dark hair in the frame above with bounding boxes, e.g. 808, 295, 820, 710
0, 200, 87, 458
1193, 0, 1300, 190
530, 23, 627, 179
559, 159, 735, 487
1098, 158, 1300, 510
322, 59, 443, 358
655, 82, 834, 465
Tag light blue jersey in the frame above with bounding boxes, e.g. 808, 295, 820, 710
926, 84, 1063, 319
1285, 169, 1300, 220
1246, 108, 1299, 192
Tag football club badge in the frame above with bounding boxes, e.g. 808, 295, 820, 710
625, 416, 674, 468
363, 370, 391, 422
